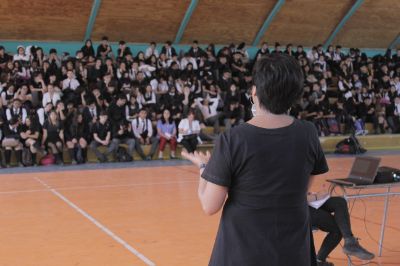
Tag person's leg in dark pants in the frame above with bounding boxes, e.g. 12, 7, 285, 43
134, 141, 146, 160
109, 139, 120, 160
189, 137, 198, 152
149, 136, 159, 159
310, 207, 342, 262
319, 197, 352, 238
180, 139, 192, 153
90, 141, 106, 162
123, 138, 136, 158
312, 197, 374, 261
206, 115, 220, 134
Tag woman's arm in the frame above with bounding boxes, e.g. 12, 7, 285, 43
198, 168, 228, 215
42, 129, 47, 146
182, 150, 228, 215
59, 129, 64, 143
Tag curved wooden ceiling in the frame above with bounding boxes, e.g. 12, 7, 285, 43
0, 0, 398, 49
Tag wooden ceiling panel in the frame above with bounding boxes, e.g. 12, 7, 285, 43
181, 0, 277, 45
92, 0, 190, 43
0, 0, 92, 41
333, 0, 400, 48
263, 0, 354, 47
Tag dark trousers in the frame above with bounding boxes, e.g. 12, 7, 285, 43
135, 136, 159, 159
180, 136, 198, 153
90, 141, 112, 161
205, 114, 221, 134
310, 197, 353, 261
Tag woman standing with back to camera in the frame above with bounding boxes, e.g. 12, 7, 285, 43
183, 53, 328, 266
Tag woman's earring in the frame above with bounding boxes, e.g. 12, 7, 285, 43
250, 96, 256, 117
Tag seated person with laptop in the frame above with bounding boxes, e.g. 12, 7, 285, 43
309, 156, 379, 265
308, 194, 375, 266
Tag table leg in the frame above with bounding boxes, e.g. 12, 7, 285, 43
378, 186, 391, 257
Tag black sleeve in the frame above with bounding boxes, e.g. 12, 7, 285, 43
92, 123, 99, 135
309, 124, 329, 175
201, 132, 232, 187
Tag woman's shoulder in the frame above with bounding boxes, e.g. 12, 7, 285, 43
226, 119, 316, 137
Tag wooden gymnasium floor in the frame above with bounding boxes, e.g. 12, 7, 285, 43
0, 154, 400, 266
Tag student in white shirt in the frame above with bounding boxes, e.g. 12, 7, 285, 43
177, 109, 201, 153
180, 53, 198, 70
62, 70, 80, 91
194, 97, 221, 134
145, 42, 159, 59
13, 46, 29, 62
131, 109, 159, 160
6, 99, 27, 124
138, 85, 156, 111
42, 84, 61, 107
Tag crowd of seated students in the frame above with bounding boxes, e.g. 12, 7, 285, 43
0, 37, 399, 167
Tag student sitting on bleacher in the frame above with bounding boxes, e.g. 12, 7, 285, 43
2, 116, 23, 167
90, 111, 112, 163
131, 108, 159, 160
157, 109, 177, 159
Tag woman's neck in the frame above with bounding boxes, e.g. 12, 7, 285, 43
251, 109, 293, 129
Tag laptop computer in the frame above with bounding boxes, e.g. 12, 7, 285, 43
328, 156, 381, 186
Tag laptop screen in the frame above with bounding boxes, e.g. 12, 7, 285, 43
350, 157, 381, 180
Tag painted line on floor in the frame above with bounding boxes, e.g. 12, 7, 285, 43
0, 180, 197, 195
33, 177, 156, 266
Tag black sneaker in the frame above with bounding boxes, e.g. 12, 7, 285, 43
317, 260, 334, 266
343, 237, 375, 260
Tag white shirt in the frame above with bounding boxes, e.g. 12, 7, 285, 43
194, 97, 219, 120
158, 81, 169, 93
180, 57, 198, 70
139, 92, 156, 105
307, 51, 318, 62
145, 47, 159, 58
395, 103, 400, 117
167, 59, 180, 69
62, 78, 80, 90
13, 54, 29, 62
333, 52, 342, 62
395, 81, 400, 94
177, 118, 201, 142
6, 107, 27, 124
131, 118, 153, 138
42, 92, 61, 107
150, 79, 159, 92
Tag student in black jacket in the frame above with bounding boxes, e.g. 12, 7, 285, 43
109, 120, 136, 160
65, 112, 89, 164
81, 39, 95, 59
89, 111, 112, 162
161, 41, 177, 59
20, 116, 41, 166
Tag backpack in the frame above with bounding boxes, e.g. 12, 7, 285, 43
327, 118, 340, 134
40, 154, 56, 166
116, 147, 133, 162
335, 134, 367, 154
22, 148, 32, 166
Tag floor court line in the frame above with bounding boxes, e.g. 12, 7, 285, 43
33, 176, 156, 266
0, 179, 197, 195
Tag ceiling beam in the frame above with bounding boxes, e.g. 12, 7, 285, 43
389, 33, 400, 50
252, 0, 285, 47
174, 0, 199, 44
323, 0, 365, 49
84, 0, 102, 41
